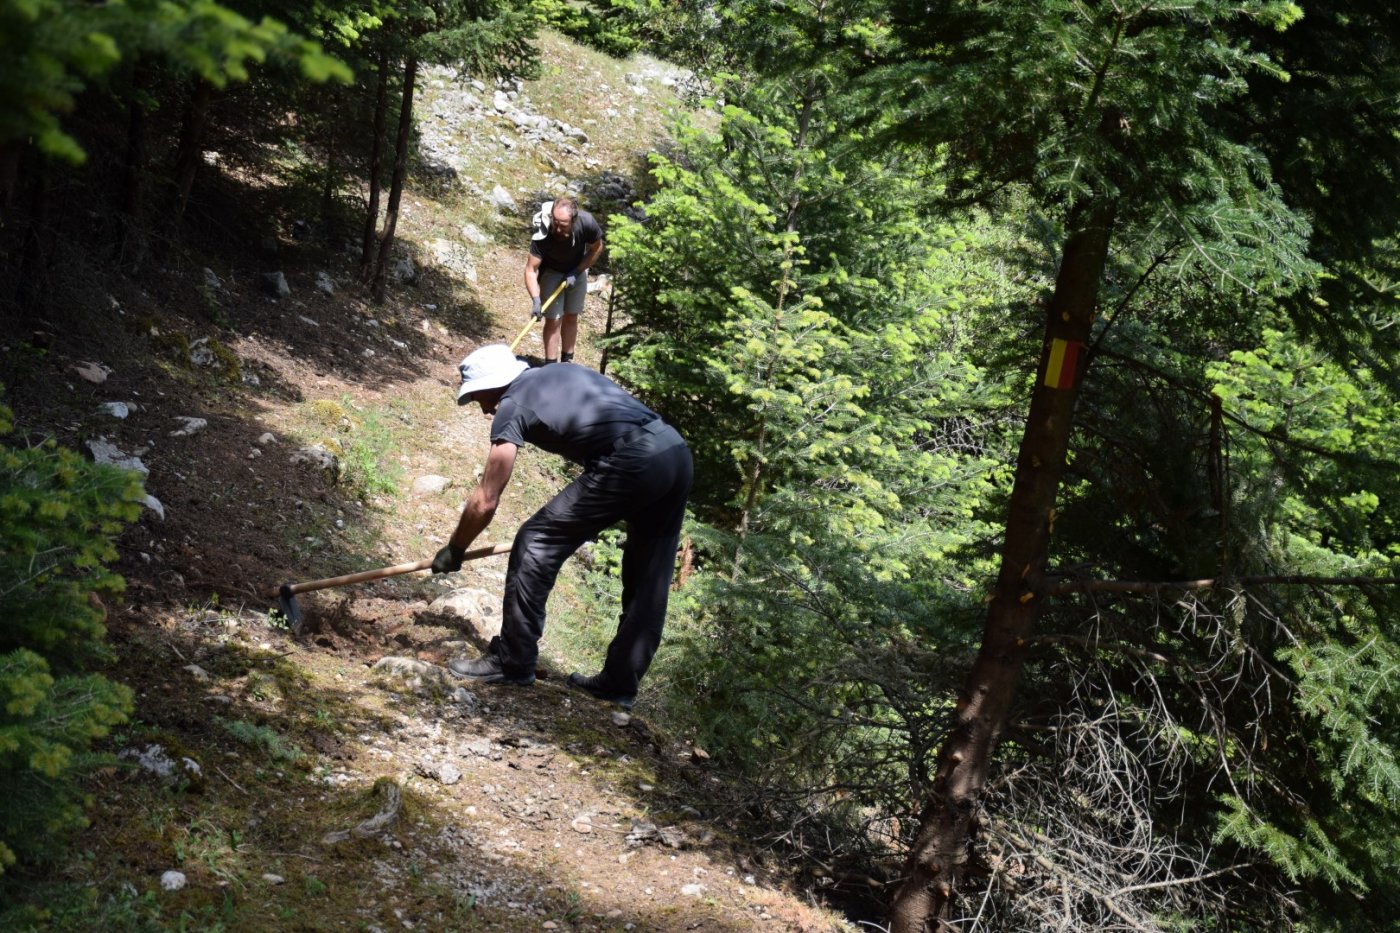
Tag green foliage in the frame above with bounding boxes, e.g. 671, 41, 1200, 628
606, 76, 1015, 839
533, 0, 644, 57
216, 717, 303, 763
0, 394, 138, 873
0, 0, 351, 163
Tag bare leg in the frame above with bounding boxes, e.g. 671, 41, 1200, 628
542, 316, 562, 361
561, 314, 580, 357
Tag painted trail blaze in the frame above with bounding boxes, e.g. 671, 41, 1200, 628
1044, 338, 1082, 390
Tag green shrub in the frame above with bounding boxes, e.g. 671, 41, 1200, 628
0, 393, 139, 873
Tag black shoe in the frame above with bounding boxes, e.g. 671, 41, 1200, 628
448, 640, 535, 685
567, 672, 635, 709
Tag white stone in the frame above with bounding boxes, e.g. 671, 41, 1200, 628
86, 437, 149, 476
99, 402, 131, 419
257, 432, 278, 445
411, 475, 452, 496
202, 268, 223, 291
160, 870, 187, 891
73, 361, 110, 384
316, 271, 336, 295
170, 417, 208, 437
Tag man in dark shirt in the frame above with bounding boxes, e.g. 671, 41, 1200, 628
431, 344, 693, 709
525, 197, 604, 364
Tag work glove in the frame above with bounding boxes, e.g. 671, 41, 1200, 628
431, 543, 466, 574
564, 269, 579, 289
530, 296, 543, 320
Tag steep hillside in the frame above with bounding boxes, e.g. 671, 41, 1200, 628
0, 31, 855, 932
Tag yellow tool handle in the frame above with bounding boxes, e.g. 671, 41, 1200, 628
509, 280, 569, 352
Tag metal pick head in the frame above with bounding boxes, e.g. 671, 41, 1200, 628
277, 583, 303, 635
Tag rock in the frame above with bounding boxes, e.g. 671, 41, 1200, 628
257, 432, 279, 446
99, 402, 131, 419
426, 588, 500, 640
390, 256, 416, 284
426, 238, 476, 283
460, 223, 488, 244
119, 743, 203, 789
681, 884, 705, 897
459, 738, 496, 758
202, 268, 223, 291
142, 494, 166, 520
261, 271, 291, 297
184, 664, 210, 681
160, 870, 187, 892
415, 760, 462, 785
73, 361, 111, 384
492, 90, 510, 111
571, 815, 593, 834
370, 656, 449, 693
170, 417, 208, 438
490, 185, 516, 212
262, 873, 285, 885
316, 271, 336, 295
297, 315, 320, 328
86, 437, 149, 476
189, 337, 215, 367
611, 711, 631, 727
411, 474, 453, 496
289, 445, 340, 482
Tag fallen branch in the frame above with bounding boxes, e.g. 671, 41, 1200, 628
1048, 575, 1400, 597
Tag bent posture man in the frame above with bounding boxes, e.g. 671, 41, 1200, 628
525, 196, 604, 364
432, 345, 692, 708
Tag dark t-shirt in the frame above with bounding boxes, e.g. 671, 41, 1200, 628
490, 365, 658, 465
528, 209, 603, 273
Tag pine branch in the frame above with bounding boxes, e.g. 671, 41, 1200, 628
1094, 346, 1398, 469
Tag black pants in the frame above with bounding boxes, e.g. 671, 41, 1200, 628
499, 422, 692, 694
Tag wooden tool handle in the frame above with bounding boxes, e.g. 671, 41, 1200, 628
287, 543, 511, 596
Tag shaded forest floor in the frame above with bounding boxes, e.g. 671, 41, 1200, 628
0, 32, 862, 932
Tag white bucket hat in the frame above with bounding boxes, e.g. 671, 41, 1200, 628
456, 344, 528, 404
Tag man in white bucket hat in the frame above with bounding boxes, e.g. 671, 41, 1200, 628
433, 344, 692, 709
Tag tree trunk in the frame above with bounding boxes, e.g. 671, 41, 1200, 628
371, 52, 418, 303
888, 198, 1117, 933
320, 87, 341, 243
359, 47, 391, 277
16, 155, 50, 310
170, 78, 212, 242
116, 63, 150, 266
0, 143, 21, 215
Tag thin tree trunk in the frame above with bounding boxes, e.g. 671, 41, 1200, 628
372, 52, 418, 303
889, 198, 1117, 933
320, 87, 340, 242
0, 143, 22, 215
116, 63, 150, 266
17, 155, 50, 310
359, 47, 391, 277
170, 78, 212, 242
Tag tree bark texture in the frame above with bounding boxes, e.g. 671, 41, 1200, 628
889, 198, 1117, 933
170, 79, 212, 239
372, 53, 417, 303
359, 47, 390, 278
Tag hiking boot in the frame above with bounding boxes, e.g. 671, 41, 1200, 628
567, 671, 635, 709
448, 638, 535, 685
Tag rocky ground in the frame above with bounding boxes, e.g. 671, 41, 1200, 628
2, 31, 864, 933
